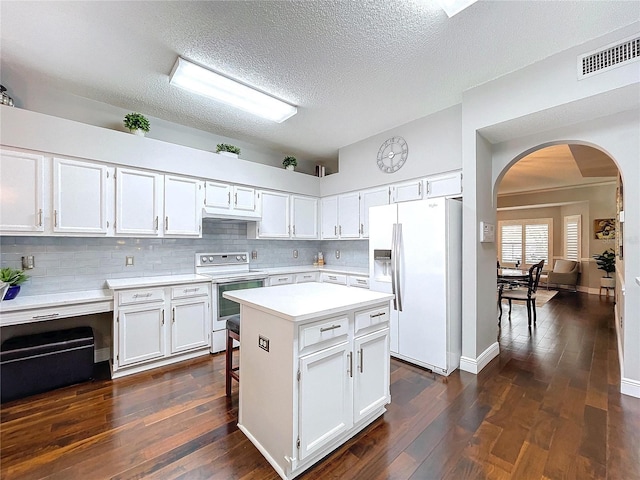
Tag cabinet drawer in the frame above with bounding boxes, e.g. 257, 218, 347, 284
321, 273, 347, 285
269, 274, 294, 286
171, 283, 209, 299
299, 315, 349, 352
355, 305, 389, 336
348, 276, 369, 289
295, 272, 319, 283
119, 288, 165, 306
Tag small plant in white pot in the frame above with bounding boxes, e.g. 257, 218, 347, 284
593, 248, 616, 289
283, 156, 297, 171
216, 144, 241, 158
123, 113, 150, 136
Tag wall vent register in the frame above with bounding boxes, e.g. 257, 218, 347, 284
578, 35, 639, 79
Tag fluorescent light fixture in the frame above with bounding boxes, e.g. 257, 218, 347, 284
437, 0, 478, 17
169, 57, 297, 123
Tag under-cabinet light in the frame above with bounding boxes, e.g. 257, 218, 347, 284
437, 0, 479, 17
169, 57, 297, 123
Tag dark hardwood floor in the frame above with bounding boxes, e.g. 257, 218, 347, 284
2, 291, 639, 479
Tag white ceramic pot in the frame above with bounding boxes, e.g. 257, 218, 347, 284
131, 129, 145, 137
286, 165, 295, 171
600, 277, 615, 288
219, 151, 239, 158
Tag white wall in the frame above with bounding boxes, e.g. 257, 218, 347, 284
321, 105, 461, 196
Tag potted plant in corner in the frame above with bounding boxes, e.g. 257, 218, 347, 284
123, 112, 150, 137
216, 144, 241, 158
1, 267, 29, 301
593, 248, 616, 289
283, 156, 297, 171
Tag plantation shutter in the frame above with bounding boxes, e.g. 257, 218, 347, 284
500, 224, 522, 264
564, 215, 581, 261
525, 224, 549, 265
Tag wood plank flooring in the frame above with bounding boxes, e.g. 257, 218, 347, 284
2, 291, 639, 479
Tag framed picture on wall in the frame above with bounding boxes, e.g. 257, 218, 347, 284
594, 218, 615, 240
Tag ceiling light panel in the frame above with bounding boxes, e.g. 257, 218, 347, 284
169, 57, 297, 123
437, 0, 479, 17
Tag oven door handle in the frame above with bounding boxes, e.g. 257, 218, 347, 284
214, 275, 268, 283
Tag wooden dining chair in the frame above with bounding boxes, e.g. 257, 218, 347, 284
498, 260, 545, 327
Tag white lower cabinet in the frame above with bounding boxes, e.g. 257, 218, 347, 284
112, 281, 211, 378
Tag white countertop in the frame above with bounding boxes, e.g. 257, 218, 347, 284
636, 277, 640, 287
106, 274, 212, 290
256, 265, 369, 276
223, 282, 393, 322
0, 289, 113, 313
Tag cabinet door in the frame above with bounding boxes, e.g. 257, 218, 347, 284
257, 191, 290, 238
298, 342, 353, 460
171, 298, 210, 353
353, 328, 390, 424
0, 150, 45, 233
426, 171, 462, 198
338, 193, 360, 238
391, 180, 423, 203
164, 175, 202, 236
53, 157, 108, 234
291, 195, 318, 239
320, 196, 338, 239
233, 186, 256, 212
118, 304, 165, 366
116, 167, 162, 235
360, 187, 389, 238
205, 181, 231, 209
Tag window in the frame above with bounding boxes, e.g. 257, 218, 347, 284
563, 215, 581, 261
498, 218, 552, 268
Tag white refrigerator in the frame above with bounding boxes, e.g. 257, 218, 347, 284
368, 197, 462, 375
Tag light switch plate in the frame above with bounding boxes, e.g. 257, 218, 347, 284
125, 256, 134, 266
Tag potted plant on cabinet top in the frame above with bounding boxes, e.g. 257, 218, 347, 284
283, 156, 297, 171
216, 144, 241, 158
1, 267, 29, 301
593, 249, 616, 289
123, 113, 150, 137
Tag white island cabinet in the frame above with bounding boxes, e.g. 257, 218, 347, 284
223, 282, 394, 480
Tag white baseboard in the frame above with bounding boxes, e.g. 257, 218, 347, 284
621, 377, 640, 398
95, 347, 110, 363
459, 342, 499, 374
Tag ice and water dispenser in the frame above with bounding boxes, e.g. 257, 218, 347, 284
373, 249, 392, 282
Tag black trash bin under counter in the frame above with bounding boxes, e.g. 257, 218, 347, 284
1, 327, 94, 403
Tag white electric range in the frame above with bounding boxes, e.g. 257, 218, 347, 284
195, 252, 267, 352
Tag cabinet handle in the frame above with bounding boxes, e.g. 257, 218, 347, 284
278, 278, 288, 282
360, 223, 363, 235
172, 308, 175, 323
293, 225, 296, 236
133, 293, 152, 299
183, 287, 199, 293
370, 312, 386, 318
320, 324, 340, 332
357, 279, 366, 284
339, 225, 342, 235
162, 309, 165, 325
348, 352, 353, 378
155, 216, 159, 231
418, 183, 422, 196
328, 275, 337, 280
165, 216, 169, 230
359, 348, 364, 373
38, 208, 43, 227
427, 182, 431, 195
288, 225, 291, 235
54, 209, 58, 227
334, 225, 337, 236
228, 192, 231, 206
32, 313, 60, 320
234, 192, 238, 206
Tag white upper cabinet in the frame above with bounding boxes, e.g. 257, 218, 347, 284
359, 186, 389, 238
0, 149, 45, 233
204, 181, 232, 209
115, 167, 163, 236
53, 157, 108, 234
164, 175, 202, 236
320, 196, 339, 239
291, 195, 318, 239
205, 181, 257, 219
255, 190, 290, 238
425, 171, 462, 198
234, 186, 256, 212
391, 180, 423, 203
338, 192, 361, 238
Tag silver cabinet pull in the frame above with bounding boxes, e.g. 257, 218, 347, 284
360, 223, 363, 235
162, 309, 165, 325
348, 352, 353, 378
32, 313, 60, 320
278, 278, 288, 282
54, 210, 58, 227
418, 183, 422, 196
328, 275, 337, 280
359, 348, 363, 373
155, 216, 159, 231
234, 192, 238, 206
339, 225, 342, 235
370, 312, 386, 318
38, 208, 43, 227
133, 293, 152, 299
293, 225, 296, 236
228, 191, 231, 206
320, 324, 340, 332
172, 308, 175, 323
334, 225, 337, 236
165, 216, 169, 230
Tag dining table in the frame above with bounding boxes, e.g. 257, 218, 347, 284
497, 268, 529, 281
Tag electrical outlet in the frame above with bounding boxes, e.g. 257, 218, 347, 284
258, 335, 270, 352
335, 250, 341, 259
22, 255, 35, 270
125, 256, 134, 266
293, 249, 298, 258
251, 250, 258, 259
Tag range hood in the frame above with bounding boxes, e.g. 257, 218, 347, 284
202, 207, 261, 222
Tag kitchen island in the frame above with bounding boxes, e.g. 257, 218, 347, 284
223, 282, 394, 480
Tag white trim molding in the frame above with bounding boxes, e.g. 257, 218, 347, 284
621, 378, 640, 398
459, 342, 500, 374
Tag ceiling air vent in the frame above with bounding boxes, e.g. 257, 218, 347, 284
578, 35, 639, 79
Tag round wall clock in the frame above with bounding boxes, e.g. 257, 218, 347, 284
377, 136, 408, 173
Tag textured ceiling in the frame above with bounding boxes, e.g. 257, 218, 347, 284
1, 1, 639, 164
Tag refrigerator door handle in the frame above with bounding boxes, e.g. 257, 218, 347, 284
396, 223, 403, 312
391, 223, 398, 310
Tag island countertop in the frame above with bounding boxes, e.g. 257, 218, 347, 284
223, 282, 394, 322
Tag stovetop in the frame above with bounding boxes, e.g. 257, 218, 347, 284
195, 252, 267, 282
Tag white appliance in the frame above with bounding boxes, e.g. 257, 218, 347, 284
368, 197, 462, 375
195, 252, 267, 353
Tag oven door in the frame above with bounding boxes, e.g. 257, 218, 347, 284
216, 279, 265, 329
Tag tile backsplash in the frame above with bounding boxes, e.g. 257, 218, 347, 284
0, 220, 369, 296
